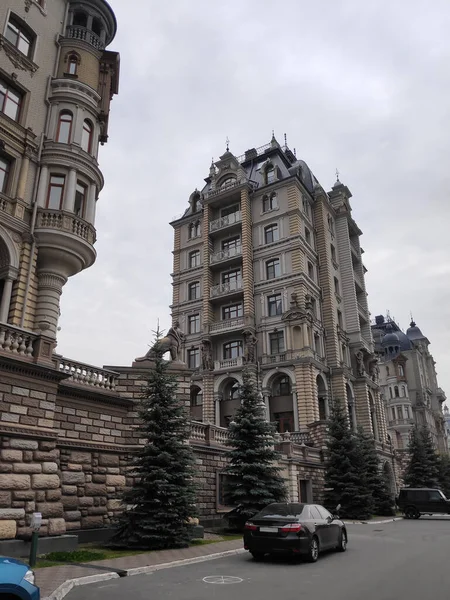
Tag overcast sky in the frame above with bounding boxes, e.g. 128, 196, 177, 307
57, 0, 450, 399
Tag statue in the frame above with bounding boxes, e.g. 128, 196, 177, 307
243, 331, 258, 363
305, 294, 313, 312
290, 292, 299, 308
369, 360, 380, 383
135, 321, 186, 363
355, 350, 365, 377
201, 340, 213, 371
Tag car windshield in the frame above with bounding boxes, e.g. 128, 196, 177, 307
256, 503, 306, 518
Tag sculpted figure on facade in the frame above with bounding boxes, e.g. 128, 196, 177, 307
135, 321, 186, 362
355, 350, 366, 377
201, 340, 213, 371
243, 331, 258, 363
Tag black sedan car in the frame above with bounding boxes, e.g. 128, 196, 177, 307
243, 502, 347, 562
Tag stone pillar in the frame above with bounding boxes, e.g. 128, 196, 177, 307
240, 187, 254, 328
294, 364, 316, 427
0, 277, 14, 322
353, 379, 372, 434
201, 204, 212, 330
85, 184, 97, 223
63, 169, 77, 212
16, 155, 30, 201
202, 372, 215, 423
34, 272, 67, 336
36, 165, 49, 207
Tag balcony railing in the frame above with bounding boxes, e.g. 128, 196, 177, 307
289, 431, 313, 446
210, 279, 243, 298
388, 418, 414, 427
0, 324, 37, 358
210, 245, 242, 265
189, 422, 314, 448
209, 317, 244, 334
56, 357, 119, 391
66, 25, 104, 50
209, 211, 242, 232
36, 210, 96, 245
214, 356, 244, 370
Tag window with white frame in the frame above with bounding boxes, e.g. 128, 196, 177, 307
266, 258, 280, 280
187, 347, 200, 369
188, 314, 200, 334
264, 223, 279, 244
267, 293, 282, 316
5, 16, 35, 58
189, 250, 200, 268
188, 281, 200, 300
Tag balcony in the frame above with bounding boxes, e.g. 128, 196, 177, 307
0, 324, 37, 359
210, 245, 242, 267
36, 210, 96, 245
56, 356, 119, 391
210, 279, 243, 299
66, 25, 104, 50
261, 349, 323, 365
214, 356, 244, 370
388, 418, 414, 427
209, 317, 244, 335
209, 211, 242, 233
358, 301, 369, 322
354, 271, 365, 293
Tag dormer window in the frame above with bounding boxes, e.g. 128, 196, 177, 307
266, 166, 275, 184
220, 176, 236, 189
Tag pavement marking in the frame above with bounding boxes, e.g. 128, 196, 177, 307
203, 575, 244, 584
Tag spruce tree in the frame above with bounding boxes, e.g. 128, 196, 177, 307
404, 426, 440, 488
357, 429, 395, 516
438, 455, 450, 498
324, 401, 373, 520
112, 331, 197, 550
223, 368, 287, 529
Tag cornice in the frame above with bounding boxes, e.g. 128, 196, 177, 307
0, 36, 39, 76
0, 353, 68, 383
0, 423, 58, 440
57, 438, 140, 452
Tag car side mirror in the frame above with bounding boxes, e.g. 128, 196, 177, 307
327, 515, 333, 523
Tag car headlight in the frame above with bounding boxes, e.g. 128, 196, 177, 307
23, 570, 35, 585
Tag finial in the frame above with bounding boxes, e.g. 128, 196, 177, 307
284, 132, 287, 146
293, 147, 296, 157
272, 129, 275, 138
225, 136, 230, 152
335, 168, 340, 182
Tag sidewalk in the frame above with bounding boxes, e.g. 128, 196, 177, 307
37, 538, 244, 599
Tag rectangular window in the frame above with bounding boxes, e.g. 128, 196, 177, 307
334, 277, 340, 295
187, 348, 200, 369
262, 193, 277, 213
308, 261, 314, 280
266, 167, 275, 183
331, 244, 337, 262
391, 408, 395, 420
222, 303, 243, 320
305, 227, 311, 245
397, 406, 404, 420
267, 293, 282, 316
0, 78, 22, 121
337, 310, 343, 328
266, 259, 280, 280
221, 204, 239, 217
302, 198, 310, 218
188, 281, 200, 300
223, 340, 243, 359
269, 330, 285, 354
74, 181, 87, 217
189, 250, 200, 268
46, 175, 65, 210
188, 314, 200, 334
222, 236, 240, 252
0, 156, 11, 194
5, 18, 33, 58
405, 405, 410, 419
398, 365, 404, 377
264, 223, 279, 244
222, 269, 241, 285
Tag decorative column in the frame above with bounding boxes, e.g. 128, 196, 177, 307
63, 169, 77, 212
240, 187, 255, 328
36, 166, 49, 207
85, 184, 97, 223
34, 272, 67, 336
16, 155, 30, 201
0, 277, 14, 322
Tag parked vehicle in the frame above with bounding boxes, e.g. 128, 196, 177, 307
0, 556, 40, 600
243, 502, 347, 562
396, 488, 450, 519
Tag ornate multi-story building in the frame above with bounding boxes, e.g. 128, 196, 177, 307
170, 137, 388, 449
372, 315, 447, 454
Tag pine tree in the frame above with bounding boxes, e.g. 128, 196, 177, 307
438, 455, 450, 498
223, 368, 287, 529
404, 426, 440, 488
324, 401, 373, 520
112, 331, 197, 550
357, 429, 395, 516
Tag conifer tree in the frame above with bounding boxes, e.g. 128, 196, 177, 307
324, 401, 373, 520
438, 454, 450, 498
112, 330, 197, 549
404, 426, 440, 488
223, 369, 287, 529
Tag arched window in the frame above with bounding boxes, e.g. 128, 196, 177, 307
92, 17, 102, 37
67, 54, 79, 75
81, 120, 93, 153
272, 375, 291, 396
223, 341, 243, 360
224, 380, 240, 400
220, 175, 236, 189
398, 364, 404, 377
386, 366, 390, 376
402, 385, 407, 397
56, 111, 73, 144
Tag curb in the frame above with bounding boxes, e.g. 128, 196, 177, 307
343, 517, 403, 525
42, 572, 120, 600
42, 547, 246, 600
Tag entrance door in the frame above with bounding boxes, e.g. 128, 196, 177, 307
274, 412, 294, 433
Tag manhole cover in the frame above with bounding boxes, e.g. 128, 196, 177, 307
203, 576, 243, 585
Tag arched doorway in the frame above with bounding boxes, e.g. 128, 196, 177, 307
219, 378, 240, 427
269, 374, 294, 433
346, 383, 356, 431
316, 374, 328, 421
190, 385, 203, 421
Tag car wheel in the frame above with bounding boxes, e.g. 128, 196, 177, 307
306, 536, 319, 562
337, 530, 347, 552
405, 507, 415, 519
414, 512, 421, 519
250, 551, 265, 561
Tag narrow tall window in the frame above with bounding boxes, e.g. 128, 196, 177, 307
266, 166, 275, 183
0, 79, 22, 121
81, 120, 93, 153
189, 250, 200, 268
308, 261, 314, 280
264, 223, 279, 244
187, 348, 200, 369
334, 277, 340, 295
188, 281, 200, 300
0, 157, 10, 194
267, 293, 282, 316
305, 227, 311, 245
266, 258, 280, 280
330, 244, 337, 262
46, 175, 65, 210
56, 111, 73, 144
398, 364, 404, 377
5, 18, 33, 58
262, 193, 277, 212
269, 330, 285, 354
188, 314, 200, 334
74, 182, 87, 217
68, 55, 78, 75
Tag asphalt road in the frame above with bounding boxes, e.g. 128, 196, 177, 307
66, 517, 450, 600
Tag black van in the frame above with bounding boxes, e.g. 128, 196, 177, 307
396, 488, 450, 519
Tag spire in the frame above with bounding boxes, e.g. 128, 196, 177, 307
225, 136, 230, 152
209, 157, 216, 177
270, 130, 280, 148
